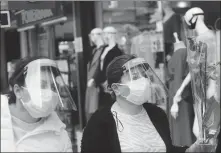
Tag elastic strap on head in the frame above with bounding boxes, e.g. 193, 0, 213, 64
193, 13, 204, 16
215, 18, 221, 31
189, 13, 204, 23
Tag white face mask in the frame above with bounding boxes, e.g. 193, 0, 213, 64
121, 77, 152, 105
21, 89, 59, 118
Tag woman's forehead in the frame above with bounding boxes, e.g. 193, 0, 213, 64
26, 70, 54, 82
124, 64, 145, 73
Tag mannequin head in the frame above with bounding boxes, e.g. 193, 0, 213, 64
89, 28, 104, 47
103, 26, 117, 46
184, 7, 205, 30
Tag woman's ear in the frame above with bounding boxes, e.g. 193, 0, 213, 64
111, 83, 120, 95
13, 84, 22, 99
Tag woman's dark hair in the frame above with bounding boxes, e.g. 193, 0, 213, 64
5, 56, 48, 104
106, 54, 136, 88
106, 54, 136, 101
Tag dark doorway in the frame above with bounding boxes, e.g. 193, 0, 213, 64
5, 29, 21, 62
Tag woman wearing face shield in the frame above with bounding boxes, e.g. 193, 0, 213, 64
1, 57, 77, 152
81, 54, 204, 152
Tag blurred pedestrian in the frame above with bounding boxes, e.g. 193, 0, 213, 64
1, 57, 77, 152
85, 28, 106, 122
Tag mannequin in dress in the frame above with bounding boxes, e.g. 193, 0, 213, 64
171, 7, 220, 143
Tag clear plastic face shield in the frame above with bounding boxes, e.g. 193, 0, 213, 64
119, 58, 168, 105
22, 59, 77, 111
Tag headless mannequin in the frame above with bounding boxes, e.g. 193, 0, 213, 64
171, 8, 219, 140
173, 32, 186, 51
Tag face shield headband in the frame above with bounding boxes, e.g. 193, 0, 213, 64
18, 59, 77, 111
187, 13, 204, 30
118, 58, 169, 105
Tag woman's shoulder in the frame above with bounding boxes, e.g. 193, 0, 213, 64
88, 106, 112, 123
85, 105, 115, 131
143, 103, 167, 118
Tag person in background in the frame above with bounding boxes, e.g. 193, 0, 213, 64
1, 57, 77, 152
85, 28, 107, 122
98, 26, 123, 108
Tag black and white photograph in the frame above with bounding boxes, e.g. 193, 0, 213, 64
0, 1, 220, 152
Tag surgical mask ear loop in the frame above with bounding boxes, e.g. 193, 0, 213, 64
112, 111, 124, 132
111, 83, 121, 95
19, 98, 24, 104
19, 98, 27, 109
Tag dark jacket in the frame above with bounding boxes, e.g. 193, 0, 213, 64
85, 45, 107, 116
87, 45, 107, 86
98, 44, 123, 84
81, 103, 188, 153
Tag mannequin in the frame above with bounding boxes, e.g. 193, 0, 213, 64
171, 7, 220, 144
100, 26, 120, 72
87, 28, 105, 87
99, 26, 123, 107
85, 28, 106, 122
168, 33, 195, 146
